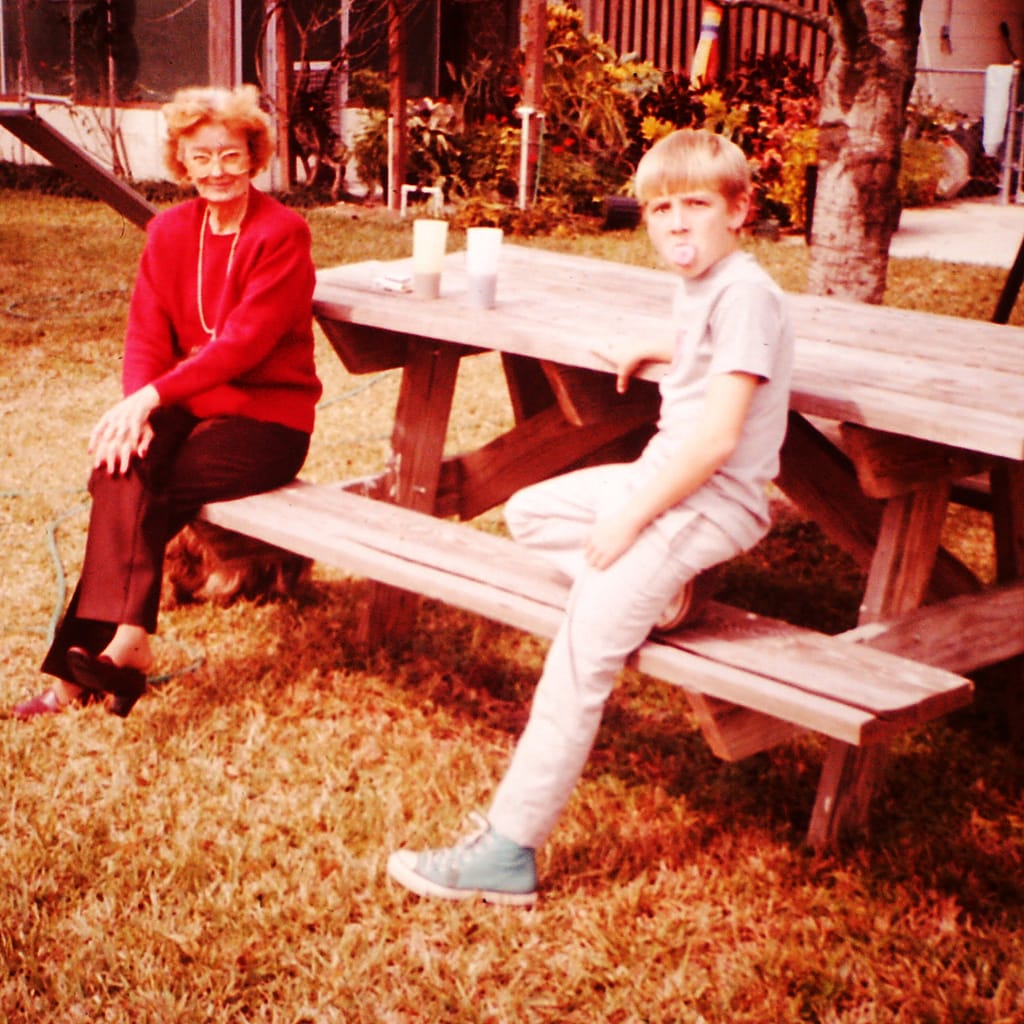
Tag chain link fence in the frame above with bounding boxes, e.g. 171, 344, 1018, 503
913, 66, 1020, 201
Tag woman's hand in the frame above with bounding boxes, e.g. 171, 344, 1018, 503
88, 385, 160, 474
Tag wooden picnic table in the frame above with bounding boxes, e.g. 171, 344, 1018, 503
204, 241, 1022, 847
313, 243, 1024, 645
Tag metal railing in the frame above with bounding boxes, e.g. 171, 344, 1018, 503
913, 64, 1022, 203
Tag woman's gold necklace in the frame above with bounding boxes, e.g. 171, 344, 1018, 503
197, 204, 241, 337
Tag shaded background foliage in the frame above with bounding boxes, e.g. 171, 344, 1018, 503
337, 5, 949, 234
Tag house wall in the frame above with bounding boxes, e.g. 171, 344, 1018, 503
0, 99, 367, 193
0, 103, 171, 182
916, 0, 1024, 118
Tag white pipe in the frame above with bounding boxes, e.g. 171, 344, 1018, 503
387, 114, 395, 207
516, 106, 533, 210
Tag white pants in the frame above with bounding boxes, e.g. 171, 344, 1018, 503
487, 463, 745, 849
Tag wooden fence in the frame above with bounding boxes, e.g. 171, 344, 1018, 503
577, 0, 831, 80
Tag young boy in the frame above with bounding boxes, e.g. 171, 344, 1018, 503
386, 129, 795, 904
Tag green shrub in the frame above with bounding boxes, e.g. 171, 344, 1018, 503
536, 4, 661, 208
767, 125, 818, 231
347, 68, 389, 109
899, 137, 945, 206
449, 193, 587, 234
344, 4, 663, 221
352, 108, 389, 199
635, 54, 822, 227
458, 120, 522, 201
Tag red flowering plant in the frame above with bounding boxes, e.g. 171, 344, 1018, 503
444, 4, 662, 218
719, 54, 821, 227
633, 54, 821, 228
536, 4, 663, 212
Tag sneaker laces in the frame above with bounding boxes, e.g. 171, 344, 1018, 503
418, 811, 493, 873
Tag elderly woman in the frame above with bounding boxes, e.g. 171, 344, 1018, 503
13, 84, 322, 720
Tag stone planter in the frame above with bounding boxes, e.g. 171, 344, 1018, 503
602, 195, 642, 230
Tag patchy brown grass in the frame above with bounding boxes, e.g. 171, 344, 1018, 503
1, 191, 1022, 1024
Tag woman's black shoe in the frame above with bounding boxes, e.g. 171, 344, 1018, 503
66, 647, 148, 717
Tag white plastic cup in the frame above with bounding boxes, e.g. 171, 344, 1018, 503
467, 274, 497, 309
412, 218, 448, 299
466, 226, 503, 309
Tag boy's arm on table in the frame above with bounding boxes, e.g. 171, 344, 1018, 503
584, 371, 760, 570
592, 336, 676, 394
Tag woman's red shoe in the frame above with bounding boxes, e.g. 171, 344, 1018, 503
12, 687, 68, 721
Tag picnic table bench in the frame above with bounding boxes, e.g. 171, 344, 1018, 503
201, 481, 973, 848
198, 245, 1024, 848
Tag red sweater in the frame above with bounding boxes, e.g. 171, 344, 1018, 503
122, 188, 322, 434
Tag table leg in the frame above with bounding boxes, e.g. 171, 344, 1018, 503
775, 412, 883, 567
991, 460, 1024, 583
501, 352, 557, 423
777, 414, 980, 600
807, 740, 889, 849
804, 484, 949, 844
356, 341, 462, 648
859, 481, 951, 624
988, 460, 1024, 739
780, 415, 979, 844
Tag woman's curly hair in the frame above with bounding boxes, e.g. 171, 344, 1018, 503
162, 84, 274, 182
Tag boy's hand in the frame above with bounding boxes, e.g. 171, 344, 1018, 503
585, 512, 642, 570
591, 339, 644, 393
592, 338, 673, 393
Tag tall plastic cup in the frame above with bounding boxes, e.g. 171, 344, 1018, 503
466, 227, 503, 309
412, 219, 448, 299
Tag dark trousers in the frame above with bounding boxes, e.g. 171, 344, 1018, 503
42, 408, 310, 683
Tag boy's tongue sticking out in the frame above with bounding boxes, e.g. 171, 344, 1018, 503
673, 243, 697, 268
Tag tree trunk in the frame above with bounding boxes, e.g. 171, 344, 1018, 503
807, 0, 924, 303
519, 0, 546, 208
386, 0, 407, 212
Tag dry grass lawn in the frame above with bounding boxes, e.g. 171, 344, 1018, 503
1, 190, 1022, 1023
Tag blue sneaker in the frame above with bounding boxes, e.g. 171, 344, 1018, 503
387, 813, 538, 905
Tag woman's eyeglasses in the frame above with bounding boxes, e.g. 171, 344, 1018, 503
184, 149, 250, 175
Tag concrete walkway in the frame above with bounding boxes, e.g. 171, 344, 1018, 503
890, 198, 1024, 267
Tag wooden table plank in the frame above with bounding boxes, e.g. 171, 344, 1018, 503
788, 294, 1024, 373
844, 580, 1024, 674
314, 246, 1024, 461
206, 483, 971, 724
201, 482, 973, 754
792, 346, 1024, 458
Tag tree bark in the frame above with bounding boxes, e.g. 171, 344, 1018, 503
519, 0, 547, 207
387, 0, 407, 211
807, 0, 924, 303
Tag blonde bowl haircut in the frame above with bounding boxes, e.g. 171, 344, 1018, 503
162, 84, 274, 183
635, 129, 751, 209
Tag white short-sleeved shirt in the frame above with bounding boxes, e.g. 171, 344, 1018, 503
635, 249, 795, 550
